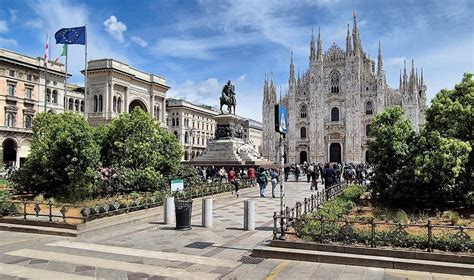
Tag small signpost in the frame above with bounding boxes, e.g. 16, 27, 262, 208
274, 104, 288, 239
170, 178, 184, 192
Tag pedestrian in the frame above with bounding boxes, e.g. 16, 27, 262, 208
248, 166, 256, 186
270, 168, 279, 198
322, 163, 335, 200
228, 167, 240, 198
295, 164, 300, 182
256, 167, 269, 197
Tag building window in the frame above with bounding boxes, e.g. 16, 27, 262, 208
27, 74, 32, 81
93, 95, 98, 112
46, 89, 51, 102
173, 131, 178, 139
80, 101, 84, 112
184, 131, 189, 144
68, 98, 73, 110
117, 97, 122, 113
25, 88, 33, 99
154, 105, 160, 120
365, 101, 373, 115
172, 118, 176, 126
75, 99, 79, 111
113, 96, 117, 112
98, 95, 103, 112
24, 115, 32, 129
366, 123, 371, 136
52, 90, 58, 104
330, 71, 340, 93
6, 113, 15, 127
331, 107, 339, 122
9, 70, 15, 77
300, 127, 307, 139
176, 117, 179, 126
300, 104, 307, 118
8, 84, 15, 96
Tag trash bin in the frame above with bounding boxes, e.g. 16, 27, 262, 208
175, 200, 193, 230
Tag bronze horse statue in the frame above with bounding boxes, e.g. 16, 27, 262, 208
220, 93, 236, 115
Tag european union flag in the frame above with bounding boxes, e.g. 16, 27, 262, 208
55, 26, 86, 45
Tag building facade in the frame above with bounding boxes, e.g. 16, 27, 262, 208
86, 59, 168, 127
262, 13, 427, 164
242, 119, 263, 155
0, 48, 84, 167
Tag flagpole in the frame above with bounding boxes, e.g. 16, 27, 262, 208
44, 33, 48, 113
84, 25, 88, 118
64, 45, 68, 110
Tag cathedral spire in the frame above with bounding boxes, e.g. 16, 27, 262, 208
346, 24, 352, 55
403, 59, 408, 90
289, 51, 295, 81
420, 67, 424, 86
377, 41, 384, 76
352, 11, 362, 54
310, 28, 316, 62
399, 69, 402, 92
317, 27, 323, 61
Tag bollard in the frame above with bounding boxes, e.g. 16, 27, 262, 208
164, 197, 175, 224
244, 200, 255, 231
202, 198, 213, 228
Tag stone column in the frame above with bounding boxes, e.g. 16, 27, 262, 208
202, 198, 213, 228
244, 200, 255, 231
164, 197, 175, 224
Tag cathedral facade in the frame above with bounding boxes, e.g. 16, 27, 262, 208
262, 12, 427, 164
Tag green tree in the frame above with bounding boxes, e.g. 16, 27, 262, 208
11, 112, 100, 201
425, 73, 473, 197
100, 108, 182, 191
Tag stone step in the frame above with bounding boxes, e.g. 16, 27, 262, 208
252, 244, 474, 276
0, 222, 78, 237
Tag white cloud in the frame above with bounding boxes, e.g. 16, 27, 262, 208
0, 21, 8, 33
103, 15, 127, 43
131, 36, 148, 47
9, 10, 17, 22
168, 78, 221, 107
0, 37, 18, 47
24, 18, 44, 29
237, 74, 247, 82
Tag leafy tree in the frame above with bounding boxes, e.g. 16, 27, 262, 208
100, 108, 182, 192
425, 73, 473, 197
11, 112, 100, 200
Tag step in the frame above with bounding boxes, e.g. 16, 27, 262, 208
252, 244, 474, 276
0, 223, 78, 237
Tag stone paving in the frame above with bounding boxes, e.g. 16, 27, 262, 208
0, 181, 472, 279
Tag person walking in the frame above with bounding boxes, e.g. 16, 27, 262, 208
322, 163, 335, 200
248, 166, 256, 187
270, 168, 279, 198
256, 167, 269, 197
228, 167, 240, 198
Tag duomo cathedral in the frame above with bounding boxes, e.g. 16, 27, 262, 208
262, 12, 427, 164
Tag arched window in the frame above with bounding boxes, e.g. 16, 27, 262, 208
113, 96, 117, 112
184, 131, 189, 144
184, 151, 189, 161
300, 104, 307, 118
300, 127, 307, 139
52, 90, 58, 103
172, 118, 176, 126
93, 95, 98, 112
173, 131, 178, 139
176, 117, 179, 126
366, 123, 371, 136
331, 107, 339, 121
98, 95, 103, 112
24, 115, 32, 128
74, 99, 79, 111
365, 101, 373, 115
330, 71, 340, 93
154, 105, 160, 120
68, 98, 73, 110
80, 101, 84, 112
117, 97, 122, 113
6, 113, 14, 127
46, 89, 51, 102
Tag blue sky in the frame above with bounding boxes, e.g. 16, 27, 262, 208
0, 0, 473, 121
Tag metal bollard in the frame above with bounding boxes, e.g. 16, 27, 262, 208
244, 200, 255, 231
164, 196, 175, 224
202, 198, 213, 228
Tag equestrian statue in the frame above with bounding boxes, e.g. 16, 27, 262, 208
220, 80, 236, 114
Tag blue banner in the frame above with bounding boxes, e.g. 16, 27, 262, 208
274, 104, 288, 134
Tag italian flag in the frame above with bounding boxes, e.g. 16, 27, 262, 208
54, 44, 68, 63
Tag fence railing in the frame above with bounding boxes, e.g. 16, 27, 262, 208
273, 184, 474, 253
7, 179, 254, 225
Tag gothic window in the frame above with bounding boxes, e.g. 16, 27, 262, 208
366, 123, 371, 136
300, 127, 307, 139
93, 95, 98, 112
330, 71, 340, 93
6, 113, 15, 127
52, 90, 58, 103
331, 107, 339, 122
365, 101, 373, 115
300, 104, 307, 118
68, 98, 73, 110
24, 115, 32, 128
113, 96, 117, 112
98, 95, 103, 112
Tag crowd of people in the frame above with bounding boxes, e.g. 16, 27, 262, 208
194, 162, 370, 199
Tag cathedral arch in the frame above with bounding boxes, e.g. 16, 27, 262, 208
299, 151, 307, 164
300, 104, 307, 118
330, 70, 340, 93
366, 123, 371, 136
365, 100, 373, 115
300, 127, 307, 139
331, 107, 340, 122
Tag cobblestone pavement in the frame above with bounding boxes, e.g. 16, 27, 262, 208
0, 181, 472, 279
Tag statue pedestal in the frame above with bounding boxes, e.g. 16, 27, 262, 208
190, 114, 273, 167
